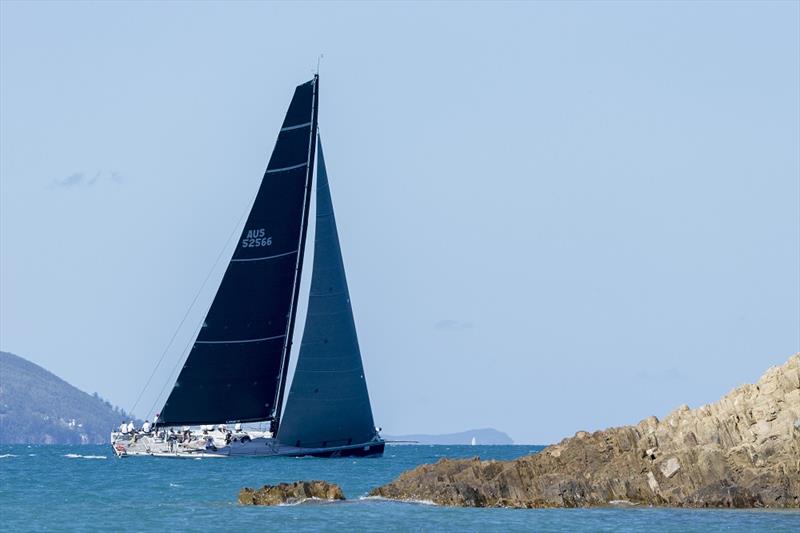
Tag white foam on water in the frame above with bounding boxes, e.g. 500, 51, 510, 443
276, 497, 340, 506
169, 483, 182, 488
358, 495, 437, 506
609, 499, 637, 506
63, 454, 107, 459
0, 454, 18, 458
276, 499, 308, 506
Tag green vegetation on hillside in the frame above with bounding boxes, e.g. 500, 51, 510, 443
0, 351, 139, 444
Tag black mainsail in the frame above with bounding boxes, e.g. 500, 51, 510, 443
277, 140, 377, 449
157, 77, 319, 427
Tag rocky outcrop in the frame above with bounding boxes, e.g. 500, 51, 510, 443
371, 355, 800, 508
238, 481, 345, 506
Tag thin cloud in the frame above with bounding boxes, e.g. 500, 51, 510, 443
54, 172, 85, 187
51, 170, 126, 189
435, 319, 475, 330
86, 171, 101, 186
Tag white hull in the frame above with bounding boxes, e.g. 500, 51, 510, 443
111, 431, 384, 458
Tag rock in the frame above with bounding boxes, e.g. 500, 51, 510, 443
370, 354, 800, 508
238, 481, 345, 506
660, 457, 681, 478
647, 471, 660, 493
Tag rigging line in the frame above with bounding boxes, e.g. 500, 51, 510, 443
148, 313, 207, 421
128, 195, 255, 418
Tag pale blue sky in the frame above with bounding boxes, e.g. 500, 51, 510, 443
1, 1, 798, 444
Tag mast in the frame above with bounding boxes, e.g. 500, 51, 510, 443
272, 74, 319, 433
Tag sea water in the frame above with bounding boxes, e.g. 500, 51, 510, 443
0, 444, 798, 532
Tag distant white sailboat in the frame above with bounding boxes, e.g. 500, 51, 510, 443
471, 436, 477, 446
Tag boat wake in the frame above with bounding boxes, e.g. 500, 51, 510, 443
63, 454, 107, 460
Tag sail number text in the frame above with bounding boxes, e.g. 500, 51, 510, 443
241, 228, 272, 248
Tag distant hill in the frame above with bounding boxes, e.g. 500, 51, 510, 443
384, 428, 514, 445
0, 351, 138, 444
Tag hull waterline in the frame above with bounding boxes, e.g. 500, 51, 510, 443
112, 432, 384, 459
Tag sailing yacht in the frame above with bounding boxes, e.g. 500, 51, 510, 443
111, 76, 384, 458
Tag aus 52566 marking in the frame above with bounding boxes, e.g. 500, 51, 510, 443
241, 228, 272, 248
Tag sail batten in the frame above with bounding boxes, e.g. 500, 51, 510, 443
266, 162, 308, 173
156, 78, 319, 428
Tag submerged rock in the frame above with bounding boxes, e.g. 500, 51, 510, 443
371, 354, 800, 508
238, 481, 345, 506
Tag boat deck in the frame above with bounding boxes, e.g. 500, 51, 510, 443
111, 430, 384, 458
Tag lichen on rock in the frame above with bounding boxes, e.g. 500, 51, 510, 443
238, 481, 345, 506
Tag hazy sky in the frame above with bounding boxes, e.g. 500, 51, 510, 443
1, 1, 798, 444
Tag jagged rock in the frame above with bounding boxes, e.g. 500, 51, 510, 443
238, 481, 345, 505
371, 354, 800, 508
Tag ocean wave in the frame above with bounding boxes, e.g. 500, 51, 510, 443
0, 453, 18, 458
358, 495, 437, 506
276, 498, 309, 506
609, 499, 637, 506
63, 454, 107, 459
276, 497, 341, 506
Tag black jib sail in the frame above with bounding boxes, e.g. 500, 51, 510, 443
157, 76, 319, 427
277, 140, 377, 449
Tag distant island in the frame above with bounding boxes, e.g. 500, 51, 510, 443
0, 351, 138, 444
384, 428, 513, 445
